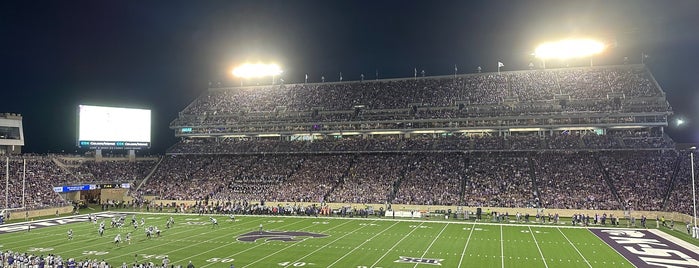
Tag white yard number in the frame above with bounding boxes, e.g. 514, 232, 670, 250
27, 247, 53, 252
206, 258, 235, 263
311, 221, 329, 224
278, 261, 307, 267
82, 250, 108, 256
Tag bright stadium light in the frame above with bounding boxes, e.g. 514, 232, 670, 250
534, 39, 606, 60
232, 63, 283, 78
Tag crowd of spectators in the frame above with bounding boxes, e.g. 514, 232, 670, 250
462, 155, 535, 208
600, 152, 676, 211
534, 153, 619, 210
665, 151, 699, 215
0, 156, 71, 209
167, 133, 673, 155
171, 65, 665, 128
2, 148, 696, 214
56, 158, 157, 185
392, 154, 465, 205
1, 250, 187, 268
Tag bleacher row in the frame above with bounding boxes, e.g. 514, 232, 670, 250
171, 65, 665, 128
167, 133, 673, 154
0, 146, 696, 216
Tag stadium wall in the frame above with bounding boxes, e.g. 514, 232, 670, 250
6, 206, 74, 221
150, 199, 696, 223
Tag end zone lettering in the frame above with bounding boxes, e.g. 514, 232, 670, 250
590, 229, 699, 268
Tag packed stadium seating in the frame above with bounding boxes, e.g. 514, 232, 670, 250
2, 65, 696, 220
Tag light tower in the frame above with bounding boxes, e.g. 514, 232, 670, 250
690, 146, 698, 238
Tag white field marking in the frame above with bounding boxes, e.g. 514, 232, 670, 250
500, 225, 505, 268
240, 219, 358, 268
327, 221, 400, 267
457, 223, 476, 268
528, 226, 549, 268
370, 221, 425, 268
162, 217, 305, 265
196, 218, 333, 268
1, 215, 261, 264
285, 220, 383, 268
557, 228, 592, 268
123, 210, 621, 231
1, 214, 202, 252
104, 217, 270, 263
647, 228, 699, 252
413, 223, 450, 268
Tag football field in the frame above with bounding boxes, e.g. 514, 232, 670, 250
1, 212, 698, 267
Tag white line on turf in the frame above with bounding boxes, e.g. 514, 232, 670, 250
500, 225, 505, 268
285, 220, 385, 268
326, 221, 400, 267
106, 217, 270, 264
528, 226, 549, 268
370, 221, 425, 268
557, 228, 592, 268
240, 219, 358, 268
413, 223, 449, 268
457, 223, 475, 268
196, 218, 328, 268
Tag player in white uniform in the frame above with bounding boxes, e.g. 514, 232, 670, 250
114, 233, 122, 245
67, 229, 73, 240
210, 217, 218, 228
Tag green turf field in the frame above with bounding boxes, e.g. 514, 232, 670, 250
0, 212, 638, 267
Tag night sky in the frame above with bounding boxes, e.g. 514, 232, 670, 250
2, 0, 698, 153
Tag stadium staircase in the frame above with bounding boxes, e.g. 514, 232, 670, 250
527, 155, 542, 208
388, 154, 426, 204
323, 155, 356, 202
457, 156, 470, 206
660, 153, 683, 211
51, 157, 81, 182
594, 155, 624, 210
133, 156, 165, 192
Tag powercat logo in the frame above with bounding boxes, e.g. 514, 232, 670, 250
0, 212, 126, 234
236, 231, 328, 242
590, 229, 699, 267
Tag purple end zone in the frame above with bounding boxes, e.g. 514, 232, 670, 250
590, 229, 699, 267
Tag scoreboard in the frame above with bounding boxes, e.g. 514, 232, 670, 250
77, 105, 151, 149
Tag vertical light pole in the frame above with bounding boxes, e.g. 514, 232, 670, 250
22, 158, 26, 209
690, 146, 697, 237
5, 157, 8, 209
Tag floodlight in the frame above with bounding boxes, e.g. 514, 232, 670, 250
677, 119, 686, 127
534, 39, 605, 60
232, 63, 283, 78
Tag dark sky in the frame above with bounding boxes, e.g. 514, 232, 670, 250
2, 0, 698, 153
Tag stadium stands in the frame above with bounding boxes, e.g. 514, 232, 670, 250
3, 64, 696, 219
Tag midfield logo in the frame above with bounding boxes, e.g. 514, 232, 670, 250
236, 231, 328, 242
394, 256, 444, 266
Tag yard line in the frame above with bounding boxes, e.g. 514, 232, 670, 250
457, 223, 475, 268
197, 218, 328, 268
413, 223, 449, 268
528, 226, 549, 268
370, 221, 425, 268
500, 225, 505, 268
241, 219, 357, 268
285, 220, 383, 268
326, 221, 400, 267
109, 217, 269, 264
557, 228, 592, 268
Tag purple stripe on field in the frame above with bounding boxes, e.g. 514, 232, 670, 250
590, 229, 699, 268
